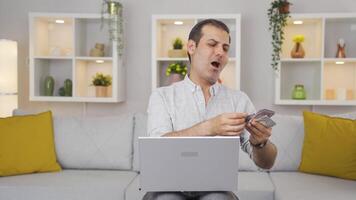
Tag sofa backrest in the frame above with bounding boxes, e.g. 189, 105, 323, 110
53, 114, 134, 170
13, 109, 135, 170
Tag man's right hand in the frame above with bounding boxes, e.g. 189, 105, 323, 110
206, 113, 247, 136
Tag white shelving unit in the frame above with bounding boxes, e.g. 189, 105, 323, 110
151, 14, 241, 90
275, 13, 356, 105
29, 13, 125, 103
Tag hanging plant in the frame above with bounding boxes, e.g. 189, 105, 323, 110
101, 0, 124, 58
267, 0, 291, 72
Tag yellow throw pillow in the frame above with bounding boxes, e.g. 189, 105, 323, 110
299, 111, 356, 180
0, 111, 61, 176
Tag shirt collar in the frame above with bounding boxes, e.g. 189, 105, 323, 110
183, 75, 220, 96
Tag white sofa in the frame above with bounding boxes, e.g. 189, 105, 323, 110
0, 111, 355, 200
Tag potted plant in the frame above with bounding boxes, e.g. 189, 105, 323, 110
166, 62, 187, 84
168, 37, 186, 58
92, 72, 112, 97
268, 0, 292, 71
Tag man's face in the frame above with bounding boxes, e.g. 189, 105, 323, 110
188, 25, 230, 84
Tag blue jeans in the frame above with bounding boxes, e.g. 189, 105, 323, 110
142, 191, 239, 200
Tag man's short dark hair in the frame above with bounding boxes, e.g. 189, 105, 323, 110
187, 19, 231, 62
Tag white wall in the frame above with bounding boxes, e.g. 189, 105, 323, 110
1, 0, 356, 117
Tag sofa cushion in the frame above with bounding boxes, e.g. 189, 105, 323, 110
299, 111, 356, 180
0, 170, 138, 200
0, 111, 61, 176
269, 114, 304, 171
125, 172, 274, 200
53, 114, 134, 170
270, 172, 356, 200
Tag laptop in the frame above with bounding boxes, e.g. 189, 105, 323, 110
138, 136, 240, 192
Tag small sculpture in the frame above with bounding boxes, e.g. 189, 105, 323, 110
44, 76, 54, 96
336, 38, 346, 58
90, 43, 105, 57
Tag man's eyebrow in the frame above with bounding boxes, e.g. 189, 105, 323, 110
207, 39, 230, 46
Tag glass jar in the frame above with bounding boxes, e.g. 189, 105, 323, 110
292, 84, 306, 100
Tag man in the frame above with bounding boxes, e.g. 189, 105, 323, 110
144, 19, 277, 200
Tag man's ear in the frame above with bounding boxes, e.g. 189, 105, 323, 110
187, 40, 196, 55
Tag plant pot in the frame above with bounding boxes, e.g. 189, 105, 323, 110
279, 2, 290, 14
291, 42, 305, 58
95, 86, 108, 97
168, 49, 186, 58
168, 73, 183, 85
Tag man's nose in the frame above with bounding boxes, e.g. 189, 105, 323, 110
215, 46, 225, 56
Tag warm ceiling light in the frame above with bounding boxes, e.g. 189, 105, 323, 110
293, 20, 303, 25
174, 21, 184, 25
55, 19, 65, 24
335, 61, 345, 65
96, 60, 104, 63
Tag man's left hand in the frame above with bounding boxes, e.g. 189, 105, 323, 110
246, 119, 272, 146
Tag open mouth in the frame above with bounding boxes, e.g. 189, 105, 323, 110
211, 61, 220, 69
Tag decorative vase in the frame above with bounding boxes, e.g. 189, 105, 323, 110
292, 84, 306, 100
291, 42, 305, 58
168, 73, 183, 85
95, 86, 108, 97
346, 89, 353, 100
64, 79, 72, 97
168, 49, 186, 58
325, 89, 336, 100
44, 76, 54, 96
336, 44, 346, 58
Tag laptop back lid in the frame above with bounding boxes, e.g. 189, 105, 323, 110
139, 136, 240, 192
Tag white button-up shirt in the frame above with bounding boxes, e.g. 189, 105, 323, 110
147, 75, 256, 156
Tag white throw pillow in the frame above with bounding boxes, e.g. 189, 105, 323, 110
53, 114, 134, 170
269, 114, 305, 171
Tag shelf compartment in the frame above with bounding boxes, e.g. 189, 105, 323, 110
323, 61, 356, 100
75, 18, 112, 57
325, 18, 356, 58
279, 61, 321, 100
281, 18, 322, 59
157, 60, 190, 87
219, 61, 237, 90
32, 16, 74, 57
155, 19, 195, 58
33, 58, 73, 97
75, 59, 113, 98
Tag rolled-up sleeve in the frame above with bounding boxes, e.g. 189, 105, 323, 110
147, 90, 173, 137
